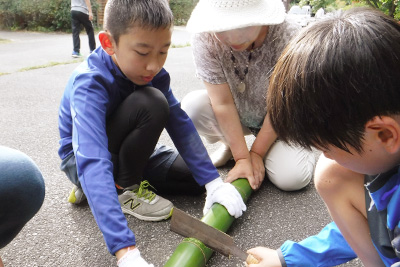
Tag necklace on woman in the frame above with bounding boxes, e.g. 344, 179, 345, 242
230, 42, 255, 93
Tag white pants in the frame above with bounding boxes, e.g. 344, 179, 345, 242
182, 90, 317, 191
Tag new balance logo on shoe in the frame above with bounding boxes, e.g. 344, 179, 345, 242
123, 198, 141, 211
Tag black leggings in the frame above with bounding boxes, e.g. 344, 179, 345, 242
107, 86, 169, 187
155, 154, 205, 195
106, 86, 204, 195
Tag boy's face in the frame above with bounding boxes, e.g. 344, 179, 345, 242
320, 117, 400, 175
320, 143, 388, 176
110, 26, 172, 85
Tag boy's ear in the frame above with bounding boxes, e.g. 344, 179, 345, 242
99, 31, 115, 56
366, 116, 400, 154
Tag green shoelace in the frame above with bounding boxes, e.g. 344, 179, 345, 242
133, 180, 156, 202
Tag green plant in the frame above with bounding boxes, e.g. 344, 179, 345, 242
170, 0, 198, 26
0, 0, 99, 31
296, 0, 399, 18
0, 0, 198, 32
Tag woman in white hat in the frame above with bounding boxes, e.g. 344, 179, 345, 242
182, 0, 317, 191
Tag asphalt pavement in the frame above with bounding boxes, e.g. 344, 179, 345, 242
0, 28, 362, 267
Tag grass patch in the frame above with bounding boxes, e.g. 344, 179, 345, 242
18, 58, 84, 72
7, 43, 189, 74
171, 42, 191, 48
0, 72, 10, 76
0, 38, 11, 44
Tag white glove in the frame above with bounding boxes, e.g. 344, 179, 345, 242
204, 177, 246, 218
117, 248, 154, 267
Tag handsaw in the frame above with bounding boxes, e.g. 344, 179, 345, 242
170, 208, 259, 264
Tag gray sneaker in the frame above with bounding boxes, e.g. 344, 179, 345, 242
118, 180, 173, 221
68, 185, 86, 204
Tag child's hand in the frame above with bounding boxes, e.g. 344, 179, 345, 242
204, 177, 246, 218
245, 247, 282, 267
117, 247, 154, 267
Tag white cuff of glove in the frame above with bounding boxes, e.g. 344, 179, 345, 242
117, 248, 154, 267
204, 177, 246, 218
205, 177, 224, 193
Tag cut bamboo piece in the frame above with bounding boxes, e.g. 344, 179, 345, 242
164, 178, 253, 267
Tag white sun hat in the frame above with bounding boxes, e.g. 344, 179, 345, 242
186, 0, 286, 33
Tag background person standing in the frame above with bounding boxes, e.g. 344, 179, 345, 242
71, 0, 96, 57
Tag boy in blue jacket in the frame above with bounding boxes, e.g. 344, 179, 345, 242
247, 7, 400, 267
58, 0, 246, 266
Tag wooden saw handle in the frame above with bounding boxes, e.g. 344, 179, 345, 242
246, 254, 259, 264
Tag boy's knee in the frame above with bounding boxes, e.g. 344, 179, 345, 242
0, 147, 45, 192
0, 147, 45, 223
11, 157, 45, 212
145, 86, 169, 108
24, 168, 45, 213
314, 155, 348, 195
134, 86, 170, 120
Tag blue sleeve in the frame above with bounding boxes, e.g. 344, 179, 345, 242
387, 181, 400, 261
151, 69, 219, 186
71, 73, 136, 255
279, 222, 357, 267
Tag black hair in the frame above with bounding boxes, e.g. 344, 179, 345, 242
103, 0, 173, 45
267, 7, 400, 153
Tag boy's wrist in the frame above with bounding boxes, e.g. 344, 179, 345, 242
277, 248, 287, 267
116, 245, 136, 260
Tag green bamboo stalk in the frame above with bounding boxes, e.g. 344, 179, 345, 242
164, 178, 253, 267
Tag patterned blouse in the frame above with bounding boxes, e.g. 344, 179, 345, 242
192, 19, 301, 133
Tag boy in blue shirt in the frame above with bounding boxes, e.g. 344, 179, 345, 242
58, 0, 246, 266
247, 7, 400, 267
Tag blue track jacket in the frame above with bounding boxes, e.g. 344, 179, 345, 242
279, 167, 400, 266
58, 47, 219, 254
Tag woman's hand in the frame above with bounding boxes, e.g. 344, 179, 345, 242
225, 156, 258, 189
245, 247, 282, 267
250, 150, 265, 189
